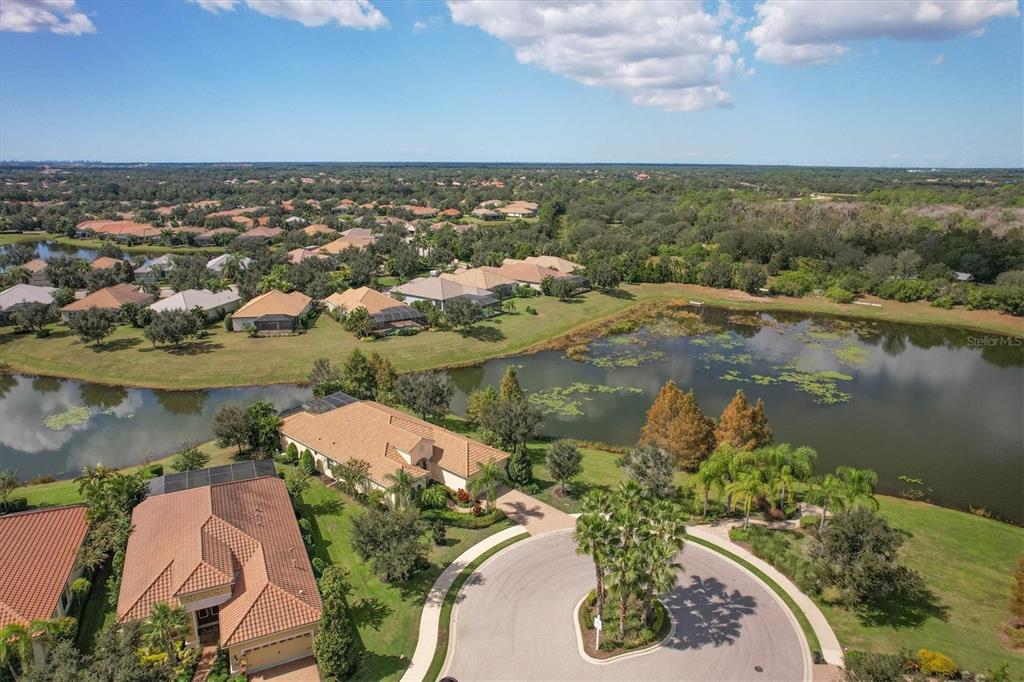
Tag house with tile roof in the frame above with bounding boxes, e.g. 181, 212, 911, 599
280, 396, 509, 493
60, 283, 154, 321
440, 267, 518, 297
117, 475, 321, 675
0, 506, 90, 665
390, 276, 498, 312
236, 226, 282, 242
323, 286, 424, 333
300, 223, 336, 237
21, 258, 49, 286
0, 283, 55, 322
149, 288, 241, 320
89, 255, 122, 271
230, 290, 312, 333
523, 255, 583, 274
317, 227, 377, 254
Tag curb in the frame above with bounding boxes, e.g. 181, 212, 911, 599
571, 593, 676, 665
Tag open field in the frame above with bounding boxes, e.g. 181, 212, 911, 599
0, 283, 1019, 389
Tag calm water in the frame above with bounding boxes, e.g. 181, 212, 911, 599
449, 310, 1024, 522
0, 377, 310, 479
3, 240, 100, 261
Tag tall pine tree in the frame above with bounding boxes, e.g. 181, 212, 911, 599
499, 366, 524, 401
714, 390, 773, 451
640, 381, 716, 470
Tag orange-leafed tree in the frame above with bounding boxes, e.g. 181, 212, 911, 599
640, 381, 716, 471
714, 389, 773, 451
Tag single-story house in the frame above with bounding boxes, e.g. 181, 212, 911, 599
0, 283, 56, 323
89, 256, 122, 271
235, 226, 282, 242
60, 283, 154, 322
401, 205, 438, 219
133, 254, 175, 283
22, 258, 49, 286
955, 271, 975, 282
194, 228, 239, 246
149, 288, 241, 320
117, 474, 321, 675
318, 228, 377, 254
440, 268, 518, 297
1, 506, 90, 666
498, 201, 539, 218
206, 254, 253, 274
284, 216, 306, 226
286, 247, 332, 265
280, 395, 509, 494
439, 208, 462, 219
470, 208, 502, 220
430, 221, 472, 235
492, 259, 573, 290
231, 289, 313, 332
523, 255, 583, 274
300, 223, 336, 237
230, 215, 255, 229
76, 220, 161, 242
391, 276, 498, 311
323, 286, 425, 333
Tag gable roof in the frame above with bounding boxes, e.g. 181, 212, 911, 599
281, 400, 507, 481
22, 258, 47, 274
233, 290, 311, 319
149, 288, 240, 314
318, 228, 376, 254
440, 268, 517, 291
117, 476, 321, 646
523, 255, 582, 273
391, 276, 496, 302
206, 254, 252, 271
89, 256, 122, 270
301, 223, 336, 236
61, 283, 153, 312
286, 247, 330, 264
0, 283, 55, 310
0, 506, 89, 628
494, 259, 569, 285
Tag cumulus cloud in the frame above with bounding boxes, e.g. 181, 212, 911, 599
930, 52, 945, 66
748, 0, 1020, 65
447, 0, 744, 112
193, 0, 388, 29
0, 0, 95, 35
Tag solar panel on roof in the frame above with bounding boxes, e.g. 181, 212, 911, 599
146, 460, 279, 496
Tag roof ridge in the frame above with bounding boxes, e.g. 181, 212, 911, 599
120, 559, 174, 621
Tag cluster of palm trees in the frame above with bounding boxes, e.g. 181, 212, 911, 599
692, 443, 877, 527
573, 481, 687, 641
0, 618, 75, 678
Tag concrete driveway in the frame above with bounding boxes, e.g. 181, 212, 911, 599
443, 531, 808, 681
494, 488, 576, 535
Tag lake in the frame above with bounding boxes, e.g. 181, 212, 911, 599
0, 376, 310, 480
3, 239, 100, 262
448, 309, 1024, 522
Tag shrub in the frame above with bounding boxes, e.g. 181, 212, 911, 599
300, 449, 316, 475
455, 488, 471, 505
285, 442, 299, 464
423, 507, 506, 529
147, 464, 164, 477
71, 577, 91, 598
931, 294, 955, 309
223, 314, 232, 331
471, 502, 483, 517
916, 649, 957, 678
431, 520, 446, 545
825, 286, 855, 304
525, 305, 537, 315
419, 485, 449, 510
799, 513, 821, 529
311, 556, 326, 577
842, 650, 910, 682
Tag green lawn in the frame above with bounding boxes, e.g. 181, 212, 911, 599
294, 474, 514, 681
0, 233, 223, 255
529, 444, 1024, 673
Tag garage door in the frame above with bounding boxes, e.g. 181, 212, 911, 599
242, 631, 314, 672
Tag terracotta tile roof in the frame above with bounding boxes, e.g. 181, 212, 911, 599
286, 247, 330, 265
318, 228, 376, 254
237, 227, 282, 240
78, 220, 161, 238
391, 276, 496, 303
494, 259, 570, 285
89, 256, 122, 270
440, 268, 517, 291
61, 283, 154, 312
430, 221, 471, 234
22, 258, 47, 273
280, 401, 507, 481
523, 255, 582, 273
233, 290, 312, 319
323, 287, 408, 316
401, 205, 438, 218
118, 477, 321, 647
439, 208, 461, 217
0, 506, 89, 627
301, 223, 336, 236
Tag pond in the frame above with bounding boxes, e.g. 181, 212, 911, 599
2, 239, 100, 262
0, 376, 310, 480
448, 309, 1024, 523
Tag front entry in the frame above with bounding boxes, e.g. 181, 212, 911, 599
196, 605, 220, 645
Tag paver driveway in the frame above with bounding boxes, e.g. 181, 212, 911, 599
443, 531, 809, 681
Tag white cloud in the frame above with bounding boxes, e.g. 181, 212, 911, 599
193, 0, 388, 29
447, 0, 744, 112
930, 52, 945, 66
0, 0, 95, 35
413, 15, 441, 33
748, 0, 1019, 65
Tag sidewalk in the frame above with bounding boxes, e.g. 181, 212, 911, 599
687, 524, 844, 666
399, 524, 529, 682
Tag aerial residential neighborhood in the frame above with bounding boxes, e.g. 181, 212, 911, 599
0, 2, 1022, 682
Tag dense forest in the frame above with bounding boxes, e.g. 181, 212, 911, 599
1, 163, 1022, 314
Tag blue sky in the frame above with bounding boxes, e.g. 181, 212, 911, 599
0, 0, 1020, 166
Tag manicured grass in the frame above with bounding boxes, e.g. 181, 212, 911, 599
1, 282, 1017, 389
424, 533, 528, 682
13, 440, 239, 508
73, 563, 115, 653
293, 474, 514, 682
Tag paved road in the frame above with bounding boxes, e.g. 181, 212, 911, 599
444, 531, 808, 681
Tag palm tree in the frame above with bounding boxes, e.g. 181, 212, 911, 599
573, 513, 613, 615
835, 466, 879, 511
726, 469, 772, 528
0, 623, 32, 678
385, 469, 416, 509
468, 460, 503, 511
806, 473, 843, 528
604, 546, 640, 638
693, 458, 723, 517
142, 602, 191, 663
637, 541, 681, 627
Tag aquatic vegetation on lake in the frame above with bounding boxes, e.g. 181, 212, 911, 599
528, 383, 642, 417
833, 341, 871, 368
699, 351, 754, 367
720, 365, 853, 405
590, 349, 668, 369
42, 405, 91, 430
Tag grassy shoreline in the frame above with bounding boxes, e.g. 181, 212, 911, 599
0, 232, 223, 255
0, 283, 1019, 390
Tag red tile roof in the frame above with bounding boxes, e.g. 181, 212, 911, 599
61, 283, 154, 312
0, 506, 89, 627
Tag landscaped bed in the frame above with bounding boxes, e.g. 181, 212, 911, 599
576, 589, 671, 659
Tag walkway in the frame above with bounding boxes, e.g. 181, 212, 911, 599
687, 523, 844, 666
398, 524, 528, 682
494, 487, 576, 535
443, 530, 810, 681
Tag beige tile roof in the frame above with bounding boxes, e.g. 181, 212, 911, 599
233, 290, 312, 319
523, 255, 582, 273
280, 401, 507, 481
494, 259, 569, 285
238, 227, 282, 239
89, 256, 122, 270
286, 247, 330, 264
78, 220, 160, 238
301, 223, 336, 236
391, 276, 494, 302
0, 506, 89, 628
440, 268, 517, 291
323, 287, 405, 315
61, 283, 154, 312
318, 228, 376, 254
22, 258, 48, 273
118, 476, 321, 647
